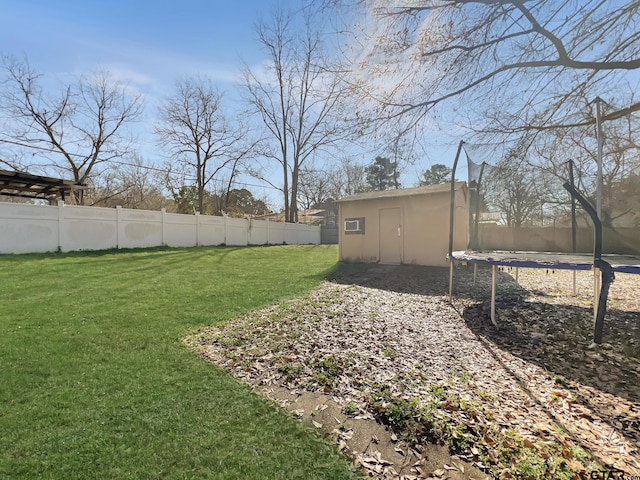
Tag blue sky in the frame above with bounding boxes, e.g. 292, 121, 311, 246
0, 1, 460, 206
0, 0, 310, 205
0, 0, 307, 115
0, 0, 284, 82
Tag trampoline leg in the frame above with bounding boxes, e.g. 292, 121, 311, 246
449, 260, 454, 302
491, 265, 497, 326
593, 267, 600, 322
592, 261, 614, 345
515, 267, 519, 282
473, 263, 477, 286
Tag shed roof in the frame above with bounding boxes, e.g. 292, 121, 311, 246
335, 181, 466, 203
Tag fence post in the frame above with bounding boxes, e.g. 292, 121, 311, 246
57, 200, 64, 252
161, 208, 166, 246
195, 212, 200, 247
223, 213, 227, 245
116, 205, 122, 249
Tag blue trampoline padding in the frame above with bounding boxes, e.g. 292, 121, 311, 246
449, 251, 640, 275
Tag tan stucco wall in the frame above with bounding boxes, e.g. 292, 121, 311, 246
338, 188, 468, 267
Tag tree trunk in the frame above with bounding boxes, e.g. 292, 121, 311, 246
197, 161, 204, 214
289, 163, 300, 223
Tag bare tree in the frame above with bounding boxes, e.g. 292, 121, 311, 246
298, 157, 368, 207
331, 157, 368, 197
87, 154, 173, 211
297, 167, 334, 210
242, 7, 349, 222
485, 165, 542, 227
0, 56, 143, 204
324, 1, 640, 137
155, 76, 252, 214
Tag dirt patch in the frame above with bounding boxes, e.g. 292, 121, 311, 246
251, 384, 488, 479
185, 263, 640, 479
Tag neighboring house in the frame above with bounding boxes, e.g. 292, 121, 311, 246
255, 204, 338, 226
335, 182, 468, 267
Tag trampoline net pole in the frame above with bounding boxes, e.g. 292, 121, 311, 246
449, 261, 454, 303
448, 140, 464, 260
562, 181, 613, 345
491, 265, 497, 326
593, 270, 600, 322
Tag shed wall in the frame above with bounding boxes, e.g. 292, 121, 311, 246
338, 189, 467, 267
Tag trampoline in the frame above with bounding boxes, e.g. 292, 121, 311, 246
450, 251, 640, 275
446, 141, 640, 345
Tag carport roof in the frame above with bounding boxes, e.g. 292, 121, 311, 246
335, 181, 466, 203
0, 169, 86, 201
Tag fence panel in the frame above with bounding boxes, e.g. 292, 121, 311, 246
0, 203, 59, 253
163, 213, 197, 247
118, 208, 163, 249
61, 205, 117, 252
198, 215, 226, 246
267, 222, 285, 245
225, 217, 249, 246
248, 219, 268, 245
320, 226, 338, 244
0, 201, 321, 254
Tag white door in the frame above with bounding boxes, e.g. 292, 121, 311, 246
379, 208, 401, 264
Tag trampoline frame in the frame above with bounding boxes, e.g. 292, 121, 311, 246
446, 143, 639, 344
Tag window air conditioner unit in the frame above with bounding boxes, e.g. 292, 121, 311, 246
344, 219, 361, 232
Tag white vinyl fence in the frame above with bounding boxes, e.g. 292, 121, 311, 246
0, 201, 320, 254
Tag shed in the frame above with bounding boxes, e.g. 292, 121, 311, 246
335, 182, 468, 267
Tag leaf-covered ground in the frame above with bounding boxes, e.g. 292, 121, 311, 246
185, 263, 640, 479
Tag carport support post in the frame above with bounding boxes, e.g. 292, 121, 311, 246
491, 265, 497, 327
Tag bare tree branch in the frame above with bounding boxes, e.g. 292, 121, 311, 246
242, 7, 350, 222
328, 0, 640, 137
0, 56, 143, 204
155, 76, 251, 214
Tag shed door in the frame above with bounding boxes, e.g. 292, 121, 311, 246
379, 208, 401, 264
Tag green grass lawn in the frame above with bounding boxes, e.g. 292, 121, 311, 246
0, 245, 356, 480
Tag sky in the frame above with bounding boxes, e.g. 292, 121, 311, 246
0, 0, 466, 209
0, 0, 317, 206
0, 0, 283, 86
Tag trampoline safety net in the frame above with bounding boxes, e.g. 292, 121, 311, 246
462, 142, 640, 257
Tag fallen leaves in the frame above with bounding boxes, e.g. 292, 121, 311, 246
184, 264, 640, 479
